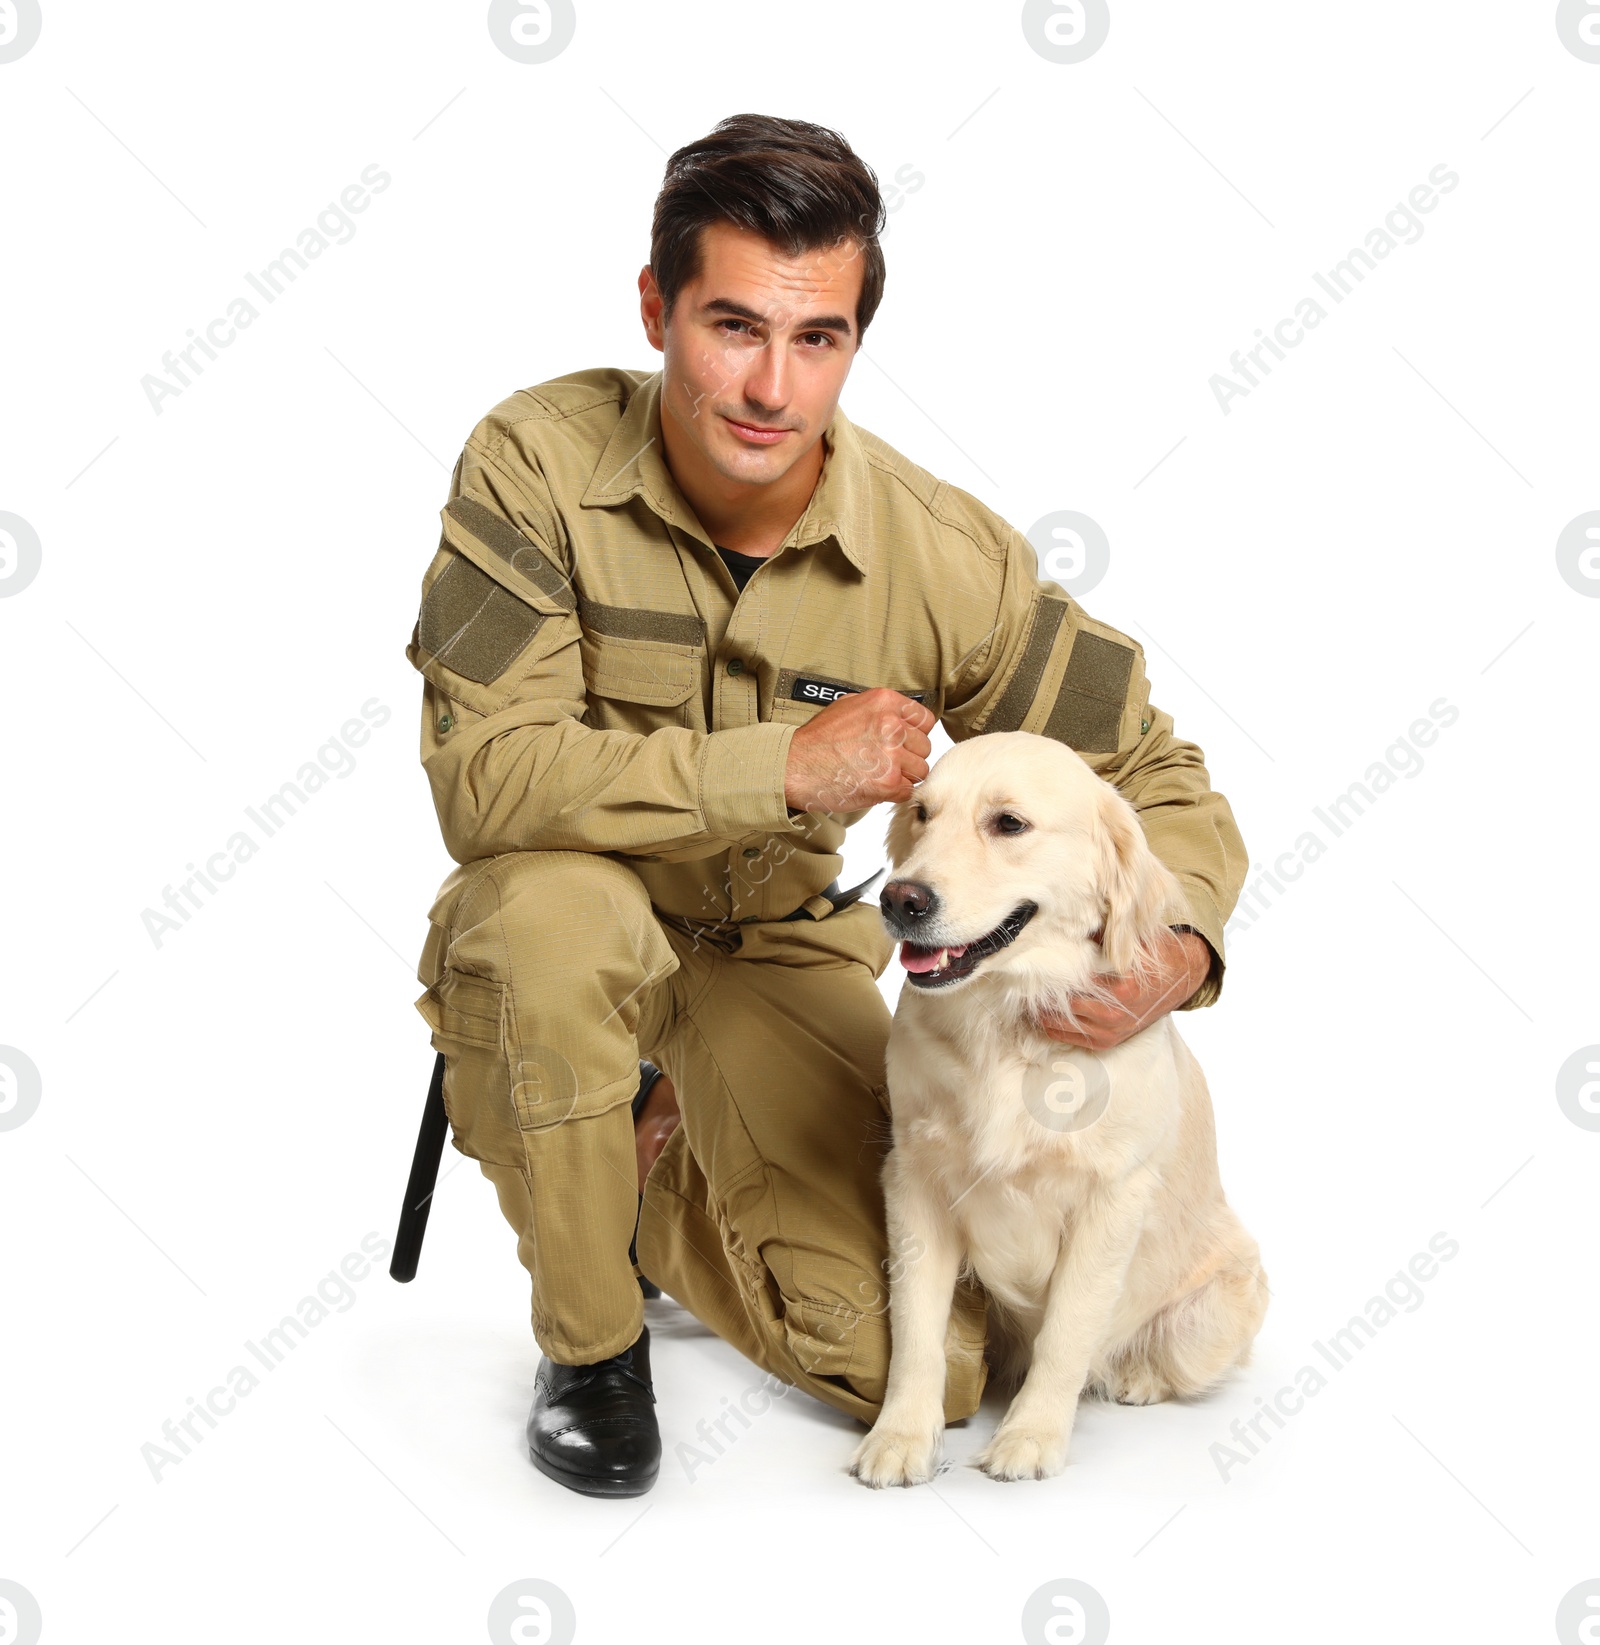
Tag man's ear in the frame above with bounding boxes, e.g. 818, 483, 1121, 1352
883, 797, 918, 869
639, 265, 666, 353
1095, 787, 1182, 975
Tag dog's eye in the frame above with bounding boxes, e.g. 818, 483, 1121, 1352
995, 813, 1029, 835
912, 803, 927, 823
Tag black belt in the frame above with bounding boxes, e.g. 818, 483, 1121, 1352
778, 867, 885, 922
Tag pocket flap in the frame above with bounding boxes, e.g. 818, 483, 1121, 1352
431, 969, 505, 1050
581, 632, 699, 706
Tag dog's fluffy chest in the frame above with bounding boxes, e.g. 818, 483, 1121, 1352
886, 1009, 1180, 1310
897, 1092, 1101, 1310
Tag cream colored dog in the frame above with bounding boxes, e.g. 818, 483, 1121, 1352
850, 731, 1267, 1486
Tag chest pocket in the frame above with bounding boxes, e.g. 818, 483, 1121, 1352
580, 631, 704, 733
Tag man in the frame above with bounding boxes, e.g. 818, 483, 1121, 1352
407, 114, 1246, 1498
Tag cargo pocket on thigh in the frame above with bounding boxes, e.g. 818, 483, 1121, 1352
413, 967, 524, 1167
742, 1220, 872, 1387
781, 1293, 865, 1386
499, 989, 651, 1137
503, 1038, 640, 1135
423, 969, 636, 1138
498, 899, 679, 1135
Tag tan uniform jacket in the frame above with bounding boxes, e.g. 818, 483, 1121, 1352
407, 368, 1246, 1007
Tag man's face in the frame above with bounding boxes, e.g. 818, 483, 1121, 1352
640, 220, 864, 491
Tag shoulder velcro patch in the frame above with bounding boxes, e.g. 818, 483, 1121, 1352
420, 557, 547, 685
984, 595, 1068, 733
1042, 631, 1135, 752
444, 495, 576, 612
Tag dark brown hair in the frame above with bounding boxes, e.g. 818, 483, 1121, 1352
650, 114, 887, 339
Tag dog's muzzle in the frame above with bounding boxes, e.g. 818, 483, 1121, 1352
893, 901, 1039, 989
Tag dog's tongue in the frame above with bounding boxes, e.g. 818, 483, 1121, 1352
900, 941, 968, 973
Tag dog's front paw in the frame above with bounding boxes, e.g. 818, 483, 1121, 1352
849, 1421, 945, 1488
974, 1422, 1070, 1481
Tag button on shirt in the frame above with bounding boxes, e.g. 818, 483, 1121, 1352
407, 368, 1247, 1006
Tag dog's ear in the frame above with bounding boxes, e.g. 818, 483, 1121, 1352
883, 796, 918, 868
1095, 786, 1183, 975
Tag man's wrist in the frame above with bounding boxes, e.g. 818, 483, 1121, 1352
1170, 924, 1220, 1010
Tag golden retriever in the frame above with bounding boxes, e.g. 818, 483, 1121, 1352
850, 731, 1267, 1486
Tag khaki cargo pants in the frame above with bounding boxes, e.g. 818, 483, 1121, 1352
413, 849, 987, 1425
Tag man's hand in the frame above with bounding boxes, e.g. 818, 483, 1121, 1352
1032, 928, 1211, 1052
783, 688, 935, 813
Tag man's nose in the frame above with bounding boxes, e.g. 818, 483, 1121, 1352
743, 343, 790, 414
881, 879, 939, 931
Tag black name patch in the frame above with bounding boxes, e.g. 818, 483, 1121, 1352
786, 670, 930, 707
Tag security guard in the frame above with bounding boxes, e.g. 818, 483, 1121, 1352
408, 114, 1247, 1497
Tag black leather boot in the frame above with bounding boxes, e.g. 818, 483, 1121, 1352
527, 1325, 660, 1497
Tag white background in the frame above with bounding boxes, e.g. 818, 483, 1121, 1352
3, 3, 1598, 1642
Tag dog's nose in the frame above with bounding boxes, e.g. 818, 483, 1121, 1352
881, 879, 938, 929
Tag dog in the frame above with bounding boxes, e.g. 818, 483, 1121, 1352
849, 731, 1267, 1486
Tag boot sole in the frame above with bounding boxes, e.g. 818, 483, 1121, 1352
528, 1443, 660, 1498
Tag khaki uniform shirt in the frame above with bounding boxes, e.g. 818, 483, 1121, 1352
408, 368, 1246, 1007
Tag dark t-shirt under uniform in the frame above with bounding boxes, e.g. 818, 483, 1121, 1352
716, 546, 767, 595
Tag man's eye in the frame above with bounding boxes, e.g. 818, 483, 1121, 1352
800, 332, 833, 347
718, 319, 753, 335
